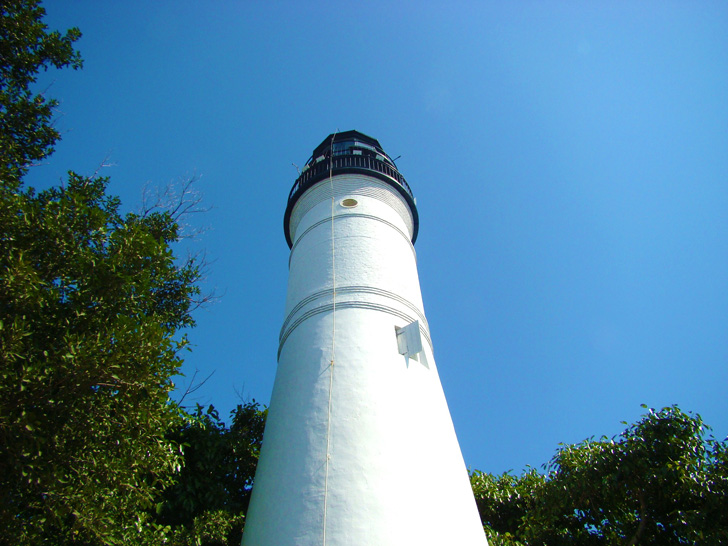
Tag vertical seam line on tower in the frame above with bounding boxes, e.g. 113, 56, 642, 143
322, 130, 337, 546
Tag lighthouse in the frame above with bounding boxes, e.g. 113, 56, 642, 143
242, 131, 488, 545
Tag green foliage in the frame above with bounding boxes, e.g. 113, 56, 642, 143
470, 469, 544, 546
165, 509, 246, 546
0, 0, 82, 186
0, 173, 201, 544
157, 403, 266, 546
472, 406, 728, 545
0, 3, 267, 545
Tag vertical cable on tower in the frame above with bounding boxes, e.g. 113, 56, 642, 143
321, 130, 338, 545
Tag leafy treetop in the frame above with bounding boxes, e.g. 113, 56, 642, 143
472, 405, 728, 546
0, 0, 82, 186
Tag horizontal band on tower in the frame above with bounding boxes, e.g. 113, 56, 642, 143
286, 175, 416, 247
289, 213, 415, 268
280, 285, 429, 341
278, 299, 433, 360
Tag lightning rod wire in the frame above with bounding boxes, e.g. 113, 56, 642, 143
321, 131, 337, 546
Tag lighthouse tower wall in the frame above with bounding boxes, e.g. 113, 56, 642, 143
242, 173, 488, 545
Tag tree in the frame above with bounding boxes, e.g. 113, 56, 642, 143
0, 0, 82, 186
471, 406, 728, 545
0, 2, 206, 543
0, 173, 202, 544
470, 469, 544, 546
156, 402, 267, 546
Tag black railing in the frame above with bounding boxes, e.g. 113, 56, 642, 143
287, 152, 413, 203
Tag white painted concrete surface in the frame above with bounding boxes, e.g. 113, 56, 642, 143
242, 174, 488, 545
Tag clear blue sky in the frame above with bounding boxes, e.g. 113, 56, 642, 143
29, 1, 727, 475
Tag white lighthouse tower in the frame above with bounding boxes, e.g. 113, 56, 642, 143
242, 131, 487, 545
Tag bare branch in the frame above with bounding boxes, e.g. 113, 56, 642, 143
139, 175, 218, 310
90, 154, 116, 179
140, 173, 212, 240
175, 368, 216, 407
233, 383, 256, 405
183, 246, 223, 310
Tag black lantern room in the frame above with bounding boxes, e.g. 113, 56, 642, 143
284, 130, 419, 248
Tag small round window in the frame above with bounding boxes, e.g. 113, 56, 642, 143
341, 198, 358, 208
